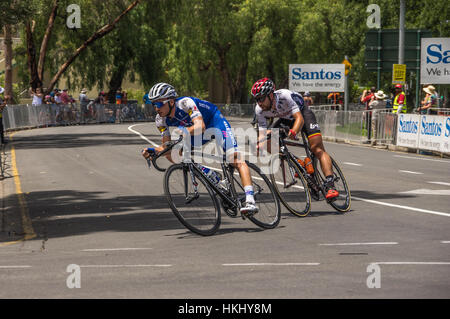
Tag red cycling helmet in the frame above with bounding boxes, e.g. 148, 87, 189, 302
251, 78, 275, 98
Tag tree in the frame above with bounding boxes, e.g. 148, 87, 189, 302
1, 0, 33, 103
16, 0, 140, 94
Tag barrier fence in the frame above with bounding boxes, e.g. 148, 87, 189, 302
2, 103, 449, 155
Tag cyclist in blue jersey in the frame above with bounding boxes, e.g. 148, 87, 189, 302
142, 83, 258, 215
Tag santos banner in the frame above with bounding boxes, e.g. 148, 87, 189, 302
421, 37, 450, 84
289, 64, 345, 92
397, 114, 450, 153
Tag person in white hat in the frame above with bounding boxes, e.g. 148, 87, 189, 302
417, 85, 437, 114
368, 90, 387, 145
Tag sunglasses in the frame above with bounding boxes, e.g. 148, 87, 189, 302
255, 95, 267, 103
153, 99, 170, 108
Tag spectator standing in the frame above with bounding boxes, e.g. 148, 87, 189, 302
122, 90, 128, 105
392, 84, 406, 113
360, 87, 376, 110
361, 87, 376, 143
29, 87, 43, 106
79, 88, 89, 122
327, 92, 341, 105
417, 85, 438, 114
115, 88, 123, 105
368, 90, 387, 145
60, 88, 71, 105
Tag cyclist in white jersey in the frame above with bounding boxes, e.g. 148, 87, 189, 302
252, 78, 339, 200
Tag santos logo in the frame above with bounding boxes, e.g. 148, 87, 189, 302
421, 116, 442, 136
446, 118, 450, 138
399, 115, 418, 134
426, 44, 450, 64
291, 68, 342, 80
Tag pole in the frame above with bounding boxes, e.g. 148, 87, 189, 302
377, 29, 381, 89
399, 0, 405, 64
344, 55, 348, 112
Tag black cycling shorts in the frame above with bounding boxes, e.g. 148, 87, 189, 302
269, 108, 321, 139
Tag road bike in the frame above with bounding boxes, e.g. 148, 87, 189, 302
268, 125, 351, 217
145, 136, 281, 236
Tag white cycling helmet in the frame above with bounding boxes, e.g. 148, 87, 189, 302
148, 82, 177, 101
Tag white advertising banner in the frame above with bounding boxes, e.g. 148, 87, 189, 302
396, 114, 420, 149
420, 37, 450, 84
289, 64, 345, 92
397, 114, 450, 153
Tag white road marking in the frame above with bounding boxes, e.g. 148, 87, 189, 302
394, 155, 450, 163
371, 262, 450, 266
222, 263, 320, 266
441, 241, 450, 244
0, 266, 32, 269
352, 196, 450, 217
80, 264, 172, 268
319, 242, 398, 246
81, 248, 153, 252
399, 189, 450, 196
129, 125, 449, 217
128, 124, 159, 146
428, 181, 450, 187
399, 170, 423, 175
343, 162, 362, 166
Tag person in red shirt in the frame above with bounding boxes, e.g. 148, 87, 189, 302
360, 87, 376, 110
60, 89, 71, 104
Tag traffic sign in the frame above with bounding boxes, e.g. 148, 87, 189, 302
342, 58, 352, 75
392, 64, 406, 84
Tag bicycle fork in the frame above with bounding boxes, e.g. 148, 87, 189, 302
184, 165, 200, 204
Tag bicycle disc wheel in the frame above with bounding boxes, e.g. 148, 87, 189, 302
313, 156, 351, 213
164, 164, 221, 235
230, 162, 281, 229
269, 153, 311, 217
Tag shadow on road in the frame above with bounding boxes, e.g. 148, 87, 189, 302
11, 131, 161, 150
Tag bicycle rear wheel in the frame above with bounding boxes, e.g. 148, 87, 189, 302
269, 153, 311, 217
313, 156, 351, 212
230, 162, 281, 229
164, 163, 221, 235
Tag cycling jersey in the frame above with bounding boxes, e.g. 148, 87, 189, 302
255, 89, 321, 138
156, 97, 237, 152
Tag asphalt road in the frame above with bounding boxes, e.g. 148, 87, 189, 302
0, 120, 449, 299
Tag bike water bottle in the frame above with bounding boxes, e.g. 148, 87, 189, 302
304, 157, 314, 174
197, 164, 221, 185
297, 158, 305, 168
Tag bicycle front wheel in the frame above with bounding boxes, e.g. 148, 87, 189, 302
269, 153, 311, 217
230, 162, 281, 229
164, 164, 221, 236
314, 156, 351, 213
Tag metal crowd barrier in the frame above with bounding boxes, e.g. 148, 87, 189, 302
3, 103, 157, 131
2, 102, 449, 149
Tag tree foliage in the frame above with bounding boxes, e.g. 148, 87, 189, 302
10, 0, 450, 103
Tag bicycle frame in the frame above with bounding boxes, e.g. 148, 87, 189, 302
275, 127, 326, 200
149, 137, 244, 214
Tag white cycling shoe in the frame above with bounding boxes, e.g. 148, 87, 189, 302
240, 202, 259, 217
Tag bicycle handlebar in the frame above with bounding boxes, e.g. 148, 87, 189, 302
144, 135, 184, 172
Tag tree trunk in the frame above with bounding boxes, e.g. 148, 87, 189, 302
38, 0, 58, 83
107, 63, 127, 104
25, 21, 42, 90
4, 24, 14, 103
45, 0, 140, 94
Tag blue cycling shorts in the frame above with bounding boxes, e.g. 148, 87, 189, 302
189, 110, 238, 154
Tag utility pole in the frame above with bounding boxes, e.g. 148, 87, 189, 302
398, 0, 405, 64
344, 55, 349, 112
